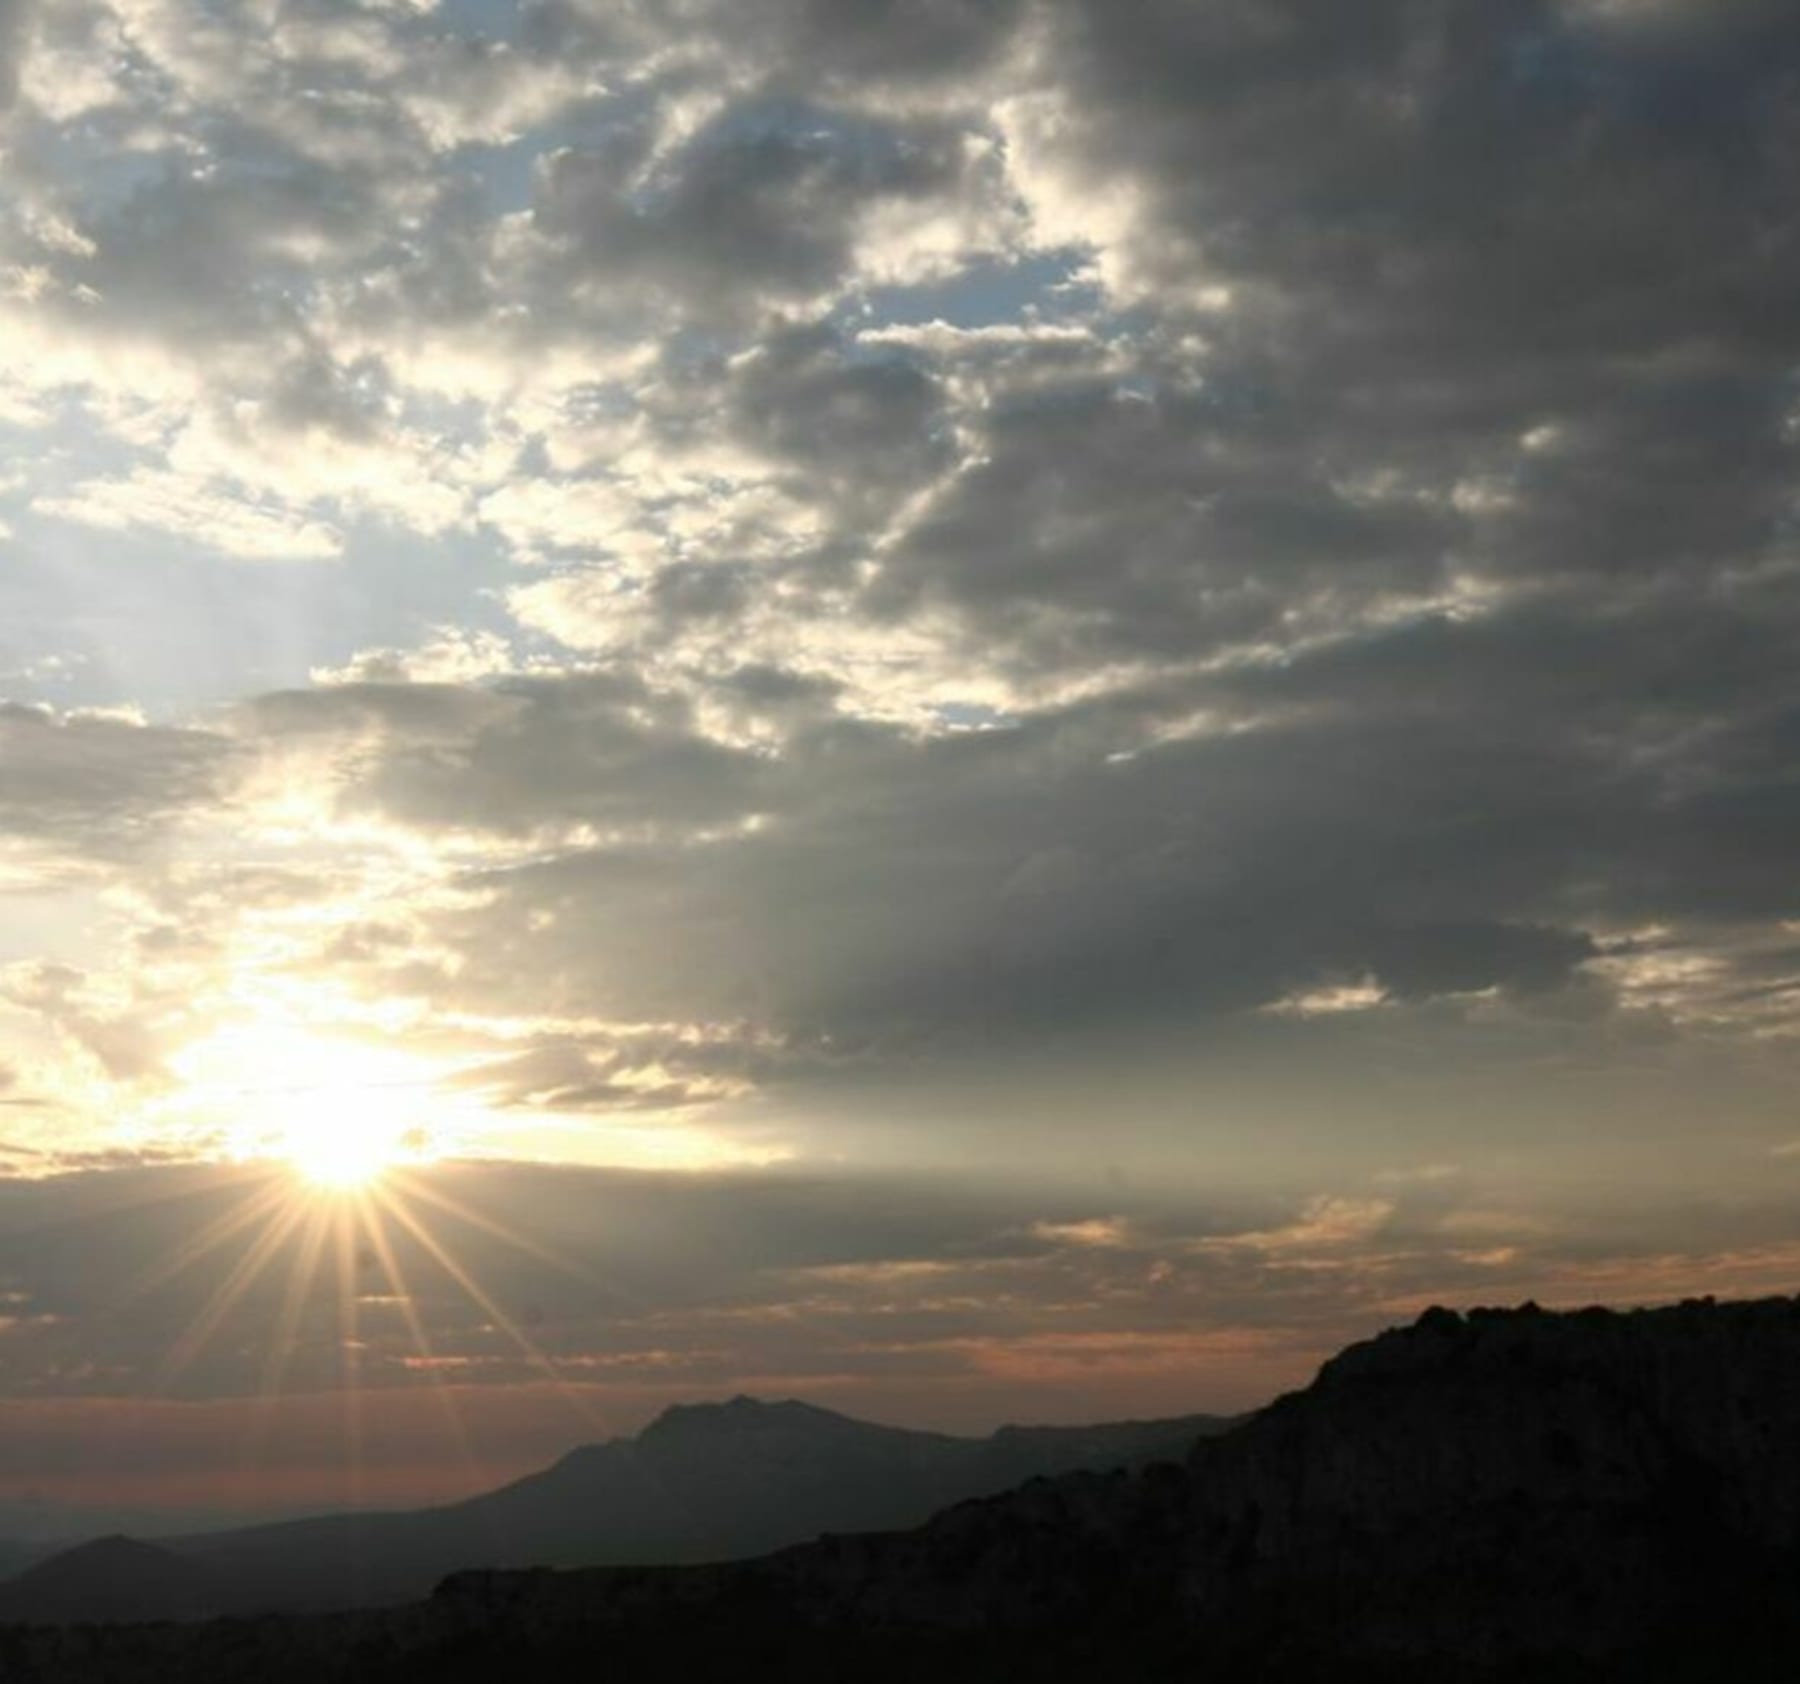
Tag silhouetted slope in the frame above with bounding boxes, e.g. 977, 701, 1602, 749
10, 1295, 1798, 1680
744, 1291, 1800, 1675
0, 1537, 229, 1625
1, 1398, 1229, 1620
1174, 1294, 1800, 1671
0, 1541, 52, 1582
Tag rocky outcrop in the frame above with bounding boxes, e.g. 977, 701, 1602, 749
1175, 1294, 1800, 1669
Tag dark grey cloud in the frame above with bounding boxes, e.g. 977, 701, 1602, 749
665, 0, 1030, 87
866, 373, 1461, 670
295, 578, 1797, 1089
0, 704, 236, 858
1049, 0, 1800, 364
835, 1, 1800, 671
530, 99, 995, 320
23, 138, 397, 355
247, 672, 770, 838
726, 322, 951, 511
287, 673, 1605, 1061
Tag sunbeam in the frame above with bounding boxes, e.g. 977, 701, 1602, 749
241, 1199, 333, 1474
385, 1168, 624, 1303
154, 1198, 314, 1395
352, 1188, 486, 1493
374, 1183, 604, 1434
67, 1154, 613, 1520
120, 1174, 295, 1310
333, 1200, 366, 1514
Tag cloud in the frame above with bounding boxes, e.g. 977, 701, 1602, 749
240, 661, 1622, 1076
0, 0, 30, 110
243, 670, 771, 841
663, 0, 1031, 90
5, 0, 1798, 1149
35, 468, 345, 562
862, 371, 1461, 675
3, 0, 1800, 1470
0, 702, 235, 858
525, 96, 1011, 321
3, 1158, 1799, 1442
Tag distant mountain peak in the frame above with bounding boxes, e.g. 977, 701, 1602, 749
638, 1395, 871, 1442
2, 1532, 227, 1624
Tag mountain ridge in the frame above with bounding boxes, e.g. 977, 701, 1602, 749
10, 1295, 1796, 1678
0, 1394, 1233, 1624
0, 1293, 1791, 1679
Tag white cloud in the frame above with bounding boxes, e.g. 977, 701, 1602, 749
34, 467, 344, 561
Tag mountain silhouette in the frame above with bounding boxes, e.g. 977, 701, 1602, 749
0, 1397, 1229, 1622
4, 1294, 1798, 1680
0, 1536, 230, 1625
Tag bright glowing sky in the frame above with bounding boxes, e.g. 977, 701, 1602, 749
4, 0, 1800, 1529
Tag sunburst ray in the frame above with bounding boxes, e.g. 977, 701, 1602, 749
385, 1167, 624, 1302
352, 1189, 486, 1491
373, 1182, 604, 1433
239, 1198, 333, 1473
153, 1197, 313, 1394
120, 1174, 293, 1309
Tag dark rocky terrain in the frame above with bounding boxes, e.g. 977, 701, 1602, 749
0, 1397, 1229, 1621
5, 1294, 1800, 1681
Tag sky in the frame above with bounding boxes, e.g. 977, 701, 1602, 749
3, 0, 1800, 1532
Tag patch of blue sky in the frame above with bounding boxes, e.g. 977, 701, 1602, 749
657, 323, 742, 375
931, 700, 1018, 733
3, 498, 516, 716
2, 394, 144, 492
692, 95, 911, 167
426, 0, 522, 43
459, 132, 542, 217
314, 513, 519, 663
848, 247, 1100, 336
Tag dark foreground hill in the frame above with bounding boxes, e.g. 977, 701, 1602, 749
7, 1293, 1800, 1681
0, 1398, 1228, 1621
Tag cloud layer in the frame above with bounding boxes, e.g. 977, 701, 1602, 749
2, 0, 1800, 1478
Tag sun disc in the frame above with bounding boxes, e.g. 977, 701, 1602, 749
180, 1025, 446, 1190
287, 1120, 398, 1191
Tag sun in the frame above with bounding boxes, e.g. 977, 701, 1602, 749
276, 1093, 439, 1193
169, 1023, 449, 1191
284, 1115, 410, 1191
127, 1029, 604, 1461
253, 1048, 442, 1191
